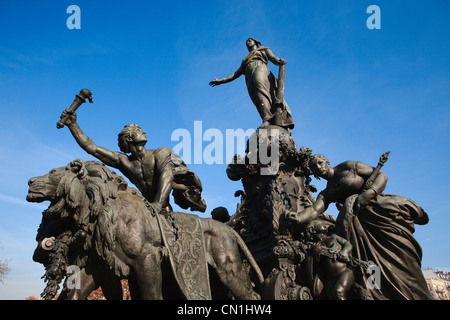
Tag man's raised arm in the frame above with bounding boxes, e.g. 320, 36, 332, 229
61, 109, 123, 168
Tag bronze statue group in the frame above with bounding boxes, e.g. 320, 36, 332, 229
27, 38, 432, 300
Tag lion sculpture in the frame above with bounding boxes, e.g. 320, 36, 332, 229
27, 159, 263, 300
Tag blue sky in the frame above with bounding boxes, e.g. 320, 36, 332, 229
0, 0, 449, 299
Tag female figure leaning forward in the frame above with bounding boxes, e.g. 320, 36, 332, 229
286, 154, 432, 300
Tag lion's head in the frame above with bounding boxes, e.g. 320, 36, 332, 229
27, 167, 66, 203
27, 159, 130, 299
28, 159, 127, 218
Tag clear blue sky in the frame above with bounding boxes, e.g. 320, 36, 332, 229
0, 0, 449, 299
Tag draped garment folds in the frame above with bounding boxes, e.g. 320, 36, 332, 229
336, 193, 432, 300
241, 46, 294, 129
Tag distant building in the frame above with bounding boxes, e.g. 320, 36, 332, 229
422, 268, 450, 300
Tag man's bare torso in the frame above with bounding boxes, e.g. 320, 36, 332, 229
119, 148, 170, 201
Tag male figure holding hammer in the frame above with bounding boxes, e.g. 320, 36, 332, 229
58, 93, 206, 241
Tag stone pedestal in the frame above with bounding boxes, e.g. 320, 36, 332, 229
226, 124, 316, 299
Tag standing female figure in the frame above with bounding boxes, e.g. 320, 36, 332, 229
210, 38, 294, 129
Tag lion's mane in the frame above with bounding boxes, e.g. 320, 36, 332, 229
47, 159, 132, 277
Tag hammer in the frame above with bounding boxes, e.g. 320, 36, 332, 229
57, 88, 93, 129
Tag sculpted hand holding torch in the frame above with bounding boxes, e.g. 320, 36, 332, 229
57, 88, 93, 129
